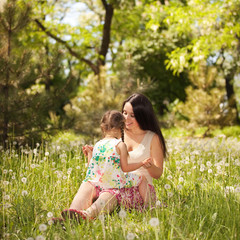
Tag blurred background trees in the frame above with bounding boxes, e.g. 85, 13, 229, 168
0, 0, 239, 146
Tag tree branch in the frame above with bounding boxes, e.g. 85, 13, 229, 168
98, 1, 114, 66
34, 19, 99, 74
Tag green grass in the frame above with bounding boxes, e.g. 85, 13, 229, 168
1, 137, 240, 239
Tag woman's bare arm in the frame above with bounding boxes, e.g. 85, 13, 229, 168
145, 134, 164, 179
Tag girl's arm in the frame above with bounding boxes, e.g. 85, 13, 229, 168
143, 134, 164, 179
117, 142, 145, 172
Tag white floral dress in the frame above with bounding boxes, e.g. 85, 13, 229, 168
83, 138, 142, 190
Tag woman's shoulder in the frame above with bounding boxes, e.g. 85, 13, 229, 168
145, 130, 156, 140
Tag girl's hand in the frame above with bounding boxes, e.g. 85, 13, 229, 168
82, 145, 93, 156
142, 158, 154, 169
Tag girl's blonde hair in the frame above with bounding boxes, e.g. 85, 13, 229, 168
100, 110, 125, 141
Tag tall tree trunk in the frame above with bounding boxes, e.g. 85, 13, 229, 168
225, 71, 239, 124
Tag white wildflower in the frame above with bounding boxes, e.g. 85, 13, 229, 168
48, 219, 54, 225
156, 200, 161, 207
208, 169, 213, 174
31, 164, 36, 169
22, 190, 28, 196
206, 161, 212, 167
164, 184, 171, 190
4, 195, 10, 200
39, 223, 47, 232
179, 177, 184, 182
3, 181, 9, 186
177, 184, 183, 190
98, 214, 105, 222
36, 235, 45, 240
167, 175, 172, 180
149, 217, 159, 227
126, 232, 135, 240
167, 191, 174, 198
21, 177, 27, 184
119, 209, 127, 219
47, 212, 53, 218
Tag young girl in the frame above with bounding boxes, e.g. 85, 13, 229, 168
61, 110, 151, 221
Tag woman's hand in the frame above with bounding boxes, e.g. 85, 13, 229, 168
142, 157, 154, 169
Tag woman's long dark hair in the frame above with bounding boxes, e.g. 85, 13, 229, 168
122, 93, 167, 158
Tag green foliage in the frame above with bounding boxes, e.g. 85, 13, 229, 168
0, 0, 80, 146
64, 67, 127, 139
170, 64, 236, 134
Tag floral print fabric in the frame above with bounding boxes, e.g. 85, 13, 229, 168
93, 184, 157, 210
83, 138, 142, 189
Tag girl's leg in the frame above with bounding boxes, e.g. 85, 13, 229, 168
69, 182, 97, 211
85, 192, 118, 219
138, 176, 150, 206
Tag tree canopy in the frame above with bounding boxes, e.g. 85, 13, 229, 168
0, 0, 239, 146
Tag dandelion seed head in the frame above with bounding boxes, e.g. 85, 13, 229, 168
179, 177, 184, 182
31, 164, 36, 169
39, 223, 47, 232
126, 232, 135, 240
47, 212, 53, 218
167, 175, 172, 180
21, 177, 27, 184
4, 195, 10, 200
235, 186, 240, 193
206, 161, 212, 167
98, 214, 105, 222
3, 181, 9, 186
149, 217, 159, 227
164, 184, 171, 190
167, 191, 173, 198
22, 190, 28, 196
48, 220, 54, 225
26, 237, 34, 240
36, 235, 45, 240
119, 209, 127, 218
208, 169, 213, 173
177, 184, 183, 190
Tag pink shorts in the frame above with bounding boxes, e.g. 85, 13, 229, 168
93, 184, 157, 210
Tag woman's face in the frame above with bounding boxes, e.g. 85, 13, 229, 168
122, 102, 140, 130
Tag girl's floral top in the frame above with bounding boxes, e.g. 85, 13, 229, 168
83, 138, 142, 190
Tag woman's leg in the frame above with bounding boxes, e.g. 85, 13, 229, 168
69, 182, 97, 211
85, 192, 118, 219
138, 176, 150, 206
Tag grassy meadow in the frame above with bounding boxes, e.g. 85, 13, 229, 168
1, 134, 240, 240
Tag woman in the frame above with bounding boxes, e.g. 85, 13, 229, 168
60, 93, 167, 221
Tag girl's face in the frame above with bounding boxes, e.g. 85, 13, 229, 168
122, 102, 140, 130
